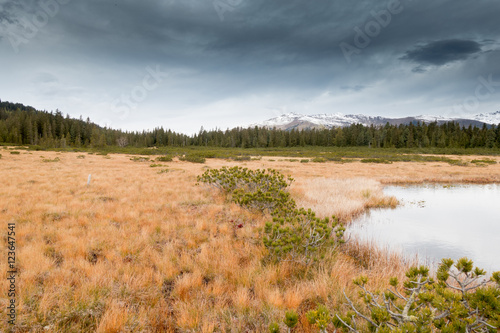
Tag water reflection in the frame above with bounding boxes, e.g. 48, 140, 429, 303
348, 184, 500, 272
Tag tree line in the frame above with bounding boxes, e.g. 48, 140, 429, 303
1, 100, 500, 149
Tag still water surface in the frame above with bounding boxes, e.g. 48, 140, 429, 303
348, 184, 500, 271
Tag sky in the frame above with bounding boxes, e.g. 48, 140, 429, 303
1, 0, 500, 134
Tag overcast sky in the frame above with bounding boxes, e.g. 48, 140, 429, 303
1, 0, 499, 134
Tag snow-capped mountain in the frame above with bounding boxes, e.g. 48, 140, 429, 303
250, 111, 500, 130
472, 111, 500, 125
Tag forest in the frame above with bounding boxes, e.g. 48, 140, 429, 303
1, 100, 500, 149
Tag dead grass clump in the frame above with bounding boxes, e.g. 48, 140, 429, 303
86, 246, 104, 265
44, 246, 65, 266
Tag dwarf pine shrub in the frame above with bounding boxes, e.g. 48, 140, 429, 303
155, 155, 173, 162
306, 305, 331, 333
283, 310, 299, 331
179, 154, 206, 163
198, 166, 295, 214
198, 166, 345, 265
263, 208, 345, 265
307, 257, 500, 332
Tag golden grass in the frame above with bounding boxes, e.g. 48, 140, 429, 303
1, 150, 499, 332
292, 177, 398, 222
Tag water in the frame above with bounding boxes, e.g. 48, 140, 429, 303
348, 184, 500, 272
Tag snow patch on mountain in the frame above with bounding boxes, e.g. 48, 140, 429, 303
472, 111, 500, 125
251, 111, 500, 129
251, 113, 386, 128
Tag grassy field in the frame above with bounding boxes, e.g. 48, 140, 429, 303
1, 149, 500, 332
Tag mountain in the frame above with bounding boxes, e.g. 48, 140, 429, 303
250, 112, 500, 130
472, 111, 500, 125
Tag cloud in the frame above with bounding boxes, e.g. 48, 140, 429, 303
1, 0, 500, 133
340, 85, 366, 92
34, 72, 58, 83
411, 66, 427, 74
401, 39, 482, 66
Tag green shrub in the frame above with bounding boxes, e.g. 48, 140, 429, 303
198, 166, 294, 214
263, 209, 344, 265
312, 157, 327, 163
156, 155, 173, 162
198, 167, 345, 265
268, 322, 280, 333
306, 305, 331, 333
447, 159, 468, 166
10, 151, 20, 155
28, 145, 44, 151
232, 155, 251, 161
283, 310, 299, 330
325, 156, 343, 162
329, 258, 500, 332
149, 163, 164, 168
179, 154, 206, 163
300, 159, 310, 163
471, 159, 497, 165
360, 158, 392, 164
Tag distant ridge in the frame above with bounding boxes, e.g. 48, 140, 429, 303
251, 111, 500, 130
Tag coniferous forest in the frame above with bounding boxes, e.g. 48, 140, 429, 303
1, 100, 500, 149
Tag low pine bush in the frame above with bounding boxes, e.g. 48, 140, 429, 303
156, 155, 173, 162
312, 157, 327, 163
198, 166, 294, 214
198, 166, 345, 265
179, 154, 206, 163
264, 208, 344, 265
232, 155, 251, 161
360, 158, 392, 164
304, 257, 500, 332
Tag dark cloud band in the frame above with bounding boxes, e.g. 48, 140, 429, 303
401, 39, 482, 66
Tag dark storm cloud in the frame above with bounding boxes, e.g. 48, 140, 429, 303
51, 0, 349, 68
0, 1, 20, 24
1, 0, 500, 132
401, 39, 482, 66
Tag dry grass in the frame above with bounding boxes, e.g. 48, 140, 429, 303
292, 178, 398, 222
1, 150, 499, 332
